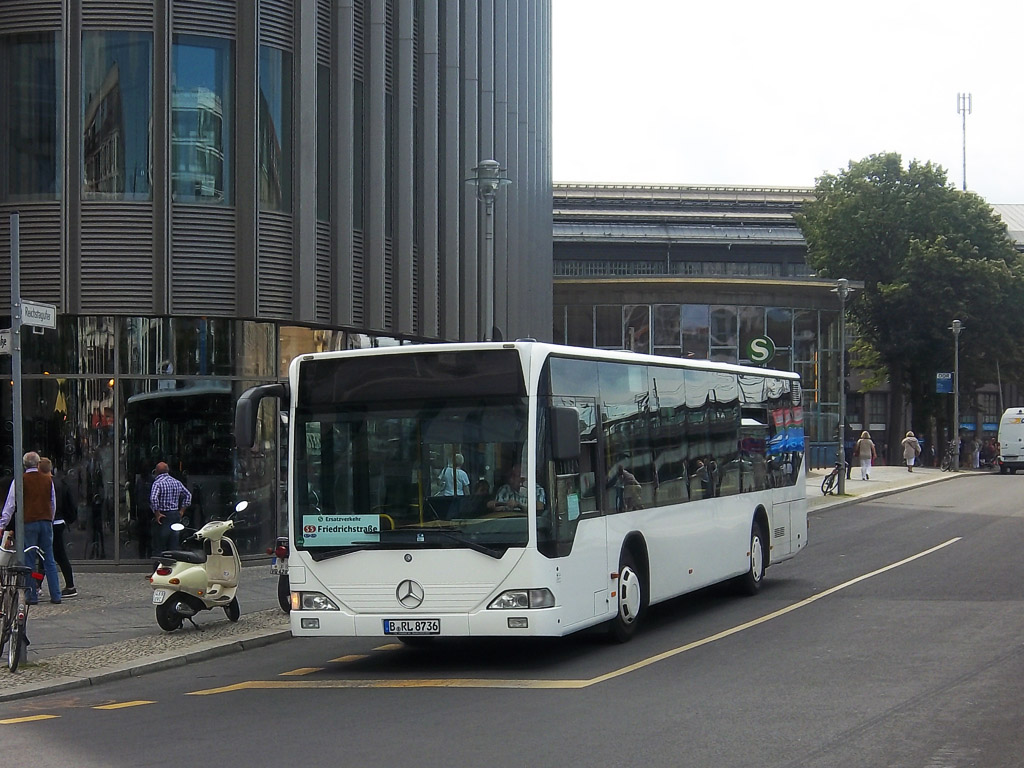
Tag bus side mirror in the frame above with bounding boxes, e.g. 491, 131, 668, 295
234, 383, 289, 449
550, 406, 581, 461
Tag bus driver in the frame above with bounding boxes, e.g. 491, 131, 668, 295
488, 463, 546, 514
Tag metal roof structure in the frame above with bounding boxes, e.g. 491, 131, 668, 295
992, 204, 1024, 247
554, 184, 1024, 251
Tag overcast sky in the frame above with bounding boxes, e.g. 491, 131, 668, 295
552, 0, 1024, 203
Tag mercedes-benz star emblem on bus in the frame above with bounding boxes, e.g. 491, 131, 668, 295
397, 580, 425, 609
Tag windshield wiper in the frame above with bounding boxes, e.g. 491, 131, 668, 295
426, 527, 505, 559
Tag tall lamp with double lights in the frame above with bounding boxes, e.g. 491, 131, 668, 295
466, 160, 512, 342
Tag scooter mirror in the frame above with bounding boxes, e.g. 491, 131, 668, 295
170, 522, 186, 532
235, 500, 249, 513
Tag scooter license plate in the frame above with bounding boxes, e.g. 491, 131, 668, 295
152, 589, 167, 604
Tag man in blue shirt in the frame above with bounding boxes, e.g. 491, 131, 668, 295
149, 462, 192, 553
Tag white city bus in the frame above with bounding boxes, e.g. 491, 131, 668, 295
235, 341, 807, 641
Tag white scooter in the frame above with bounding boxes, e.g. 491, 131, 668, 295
149, 501, 246, 631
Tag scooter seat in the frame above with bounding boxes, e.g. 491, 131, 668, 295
159, 549, 206, 564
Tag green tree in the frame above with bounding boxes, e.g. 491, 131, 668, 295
795, 152, 1024, 461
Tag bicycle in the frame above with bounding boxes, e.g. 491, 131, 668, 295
940, 440, 959, 472
0, 544, 44, 673
821, 458, 843, 495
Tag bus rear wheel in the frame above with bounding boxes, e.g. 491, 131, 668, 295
608, 551, 644, 643
734, 521, 766, 596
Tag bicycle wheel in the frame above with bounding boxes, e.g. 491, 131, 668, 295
7, 593, 25, 672
0, 588, 12, 657
821, 471, 838, 495
940, 453, 952, 472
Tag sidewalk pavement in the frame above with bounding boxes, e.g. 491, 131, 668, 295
806, 461, 972, 511
0, 463, 980, 702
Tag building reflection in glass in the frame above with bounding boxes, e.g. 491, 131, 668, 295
81, 31, 152, 200
172, 35, 232, 204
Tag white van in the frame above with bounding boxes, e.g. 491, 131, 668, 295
997, 407, 1024, 474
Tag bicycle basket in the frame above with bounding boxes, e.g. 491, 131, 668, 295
0, 530, 15, 568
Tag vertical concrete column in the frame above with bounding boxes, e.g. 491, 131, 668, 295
235, 1, 259, 318
419, 2, 441, 339
460, 0, 480, 340
503, 1, 521, 341
65, 1, 82, 312
294, 0, 318, 322
393, 0, 415, 334
153, 0, 170, 313
363, 0, 387, 332
333, 0, 355, 327
491, 0, 509, 342
439, 2, 461, 339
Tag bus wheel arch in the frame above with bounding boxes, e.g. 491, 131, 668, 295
608, 534, 649, 643
735, 508, 769, 596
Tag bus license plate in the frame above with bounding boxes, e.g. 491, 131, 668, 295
383, 618, 440, 635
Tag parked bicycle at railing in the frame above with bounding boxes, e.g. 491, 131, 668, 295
940, 439, 959, 472
0, 542, 45, 672
821, 453, 848, 495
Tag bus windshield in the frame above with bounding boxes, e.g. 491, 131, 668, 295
294, 394, 532, 558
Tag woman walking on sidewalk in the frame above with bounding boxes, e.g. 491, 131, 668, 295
901, 431, 922, 473
855, 431, 876, 480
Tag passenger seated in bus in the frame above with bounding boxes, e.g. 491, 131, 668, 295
488, 464, 545, 514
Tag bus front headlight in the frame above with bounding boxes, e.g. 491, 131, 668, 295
488, 588, 555, 610
297, 592, 340, 611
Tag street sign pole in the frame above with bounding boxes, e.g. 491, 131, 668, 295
10, 213, 24, 565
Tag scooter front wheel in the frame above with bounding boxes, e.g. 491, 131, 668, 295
224, 597, 240, 622
156, 600, 183, 631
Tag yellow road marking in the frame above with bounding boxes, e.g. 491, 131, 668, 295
280, 667, 323, 676
0, 715, 60, 724
373, 644, 403, 652
93, 701, 155, 710
330, 654, 369, 663
188, 538, 961, 695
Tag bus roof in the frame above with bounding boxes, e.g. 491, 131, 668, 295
289, 340, 800, 381
126, 380, 233, 405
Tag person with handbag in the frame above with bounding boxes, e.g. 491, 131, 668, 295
901, 431, 922, 473
854, 431, 877, 481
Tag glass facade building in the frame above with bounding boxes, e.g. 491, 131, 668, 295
0, 0, 553, 564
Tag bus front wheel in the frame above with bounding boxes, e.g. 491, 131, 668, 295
734, 521, 766, 596
608, 551, 644, 643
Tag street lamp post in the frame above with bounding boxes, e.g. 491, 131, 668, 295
833, 278, 852, 495
466, 160, 512, 341
951, 319, 963, 470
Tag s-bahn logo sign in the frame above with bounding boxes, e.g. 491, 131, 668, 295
747, 336, 776, 365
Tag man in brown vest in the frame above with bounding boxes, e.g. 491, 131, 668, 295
0, 451, 61, 604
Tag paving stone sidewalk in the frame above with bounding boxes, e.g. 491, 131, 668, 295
0, 565, 290, 701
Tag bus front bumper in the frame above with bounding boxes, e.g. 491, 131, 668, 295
289, 608, 569, 637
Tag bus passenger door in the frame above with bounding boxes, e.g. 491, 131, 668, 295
544, 431, 609, 632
